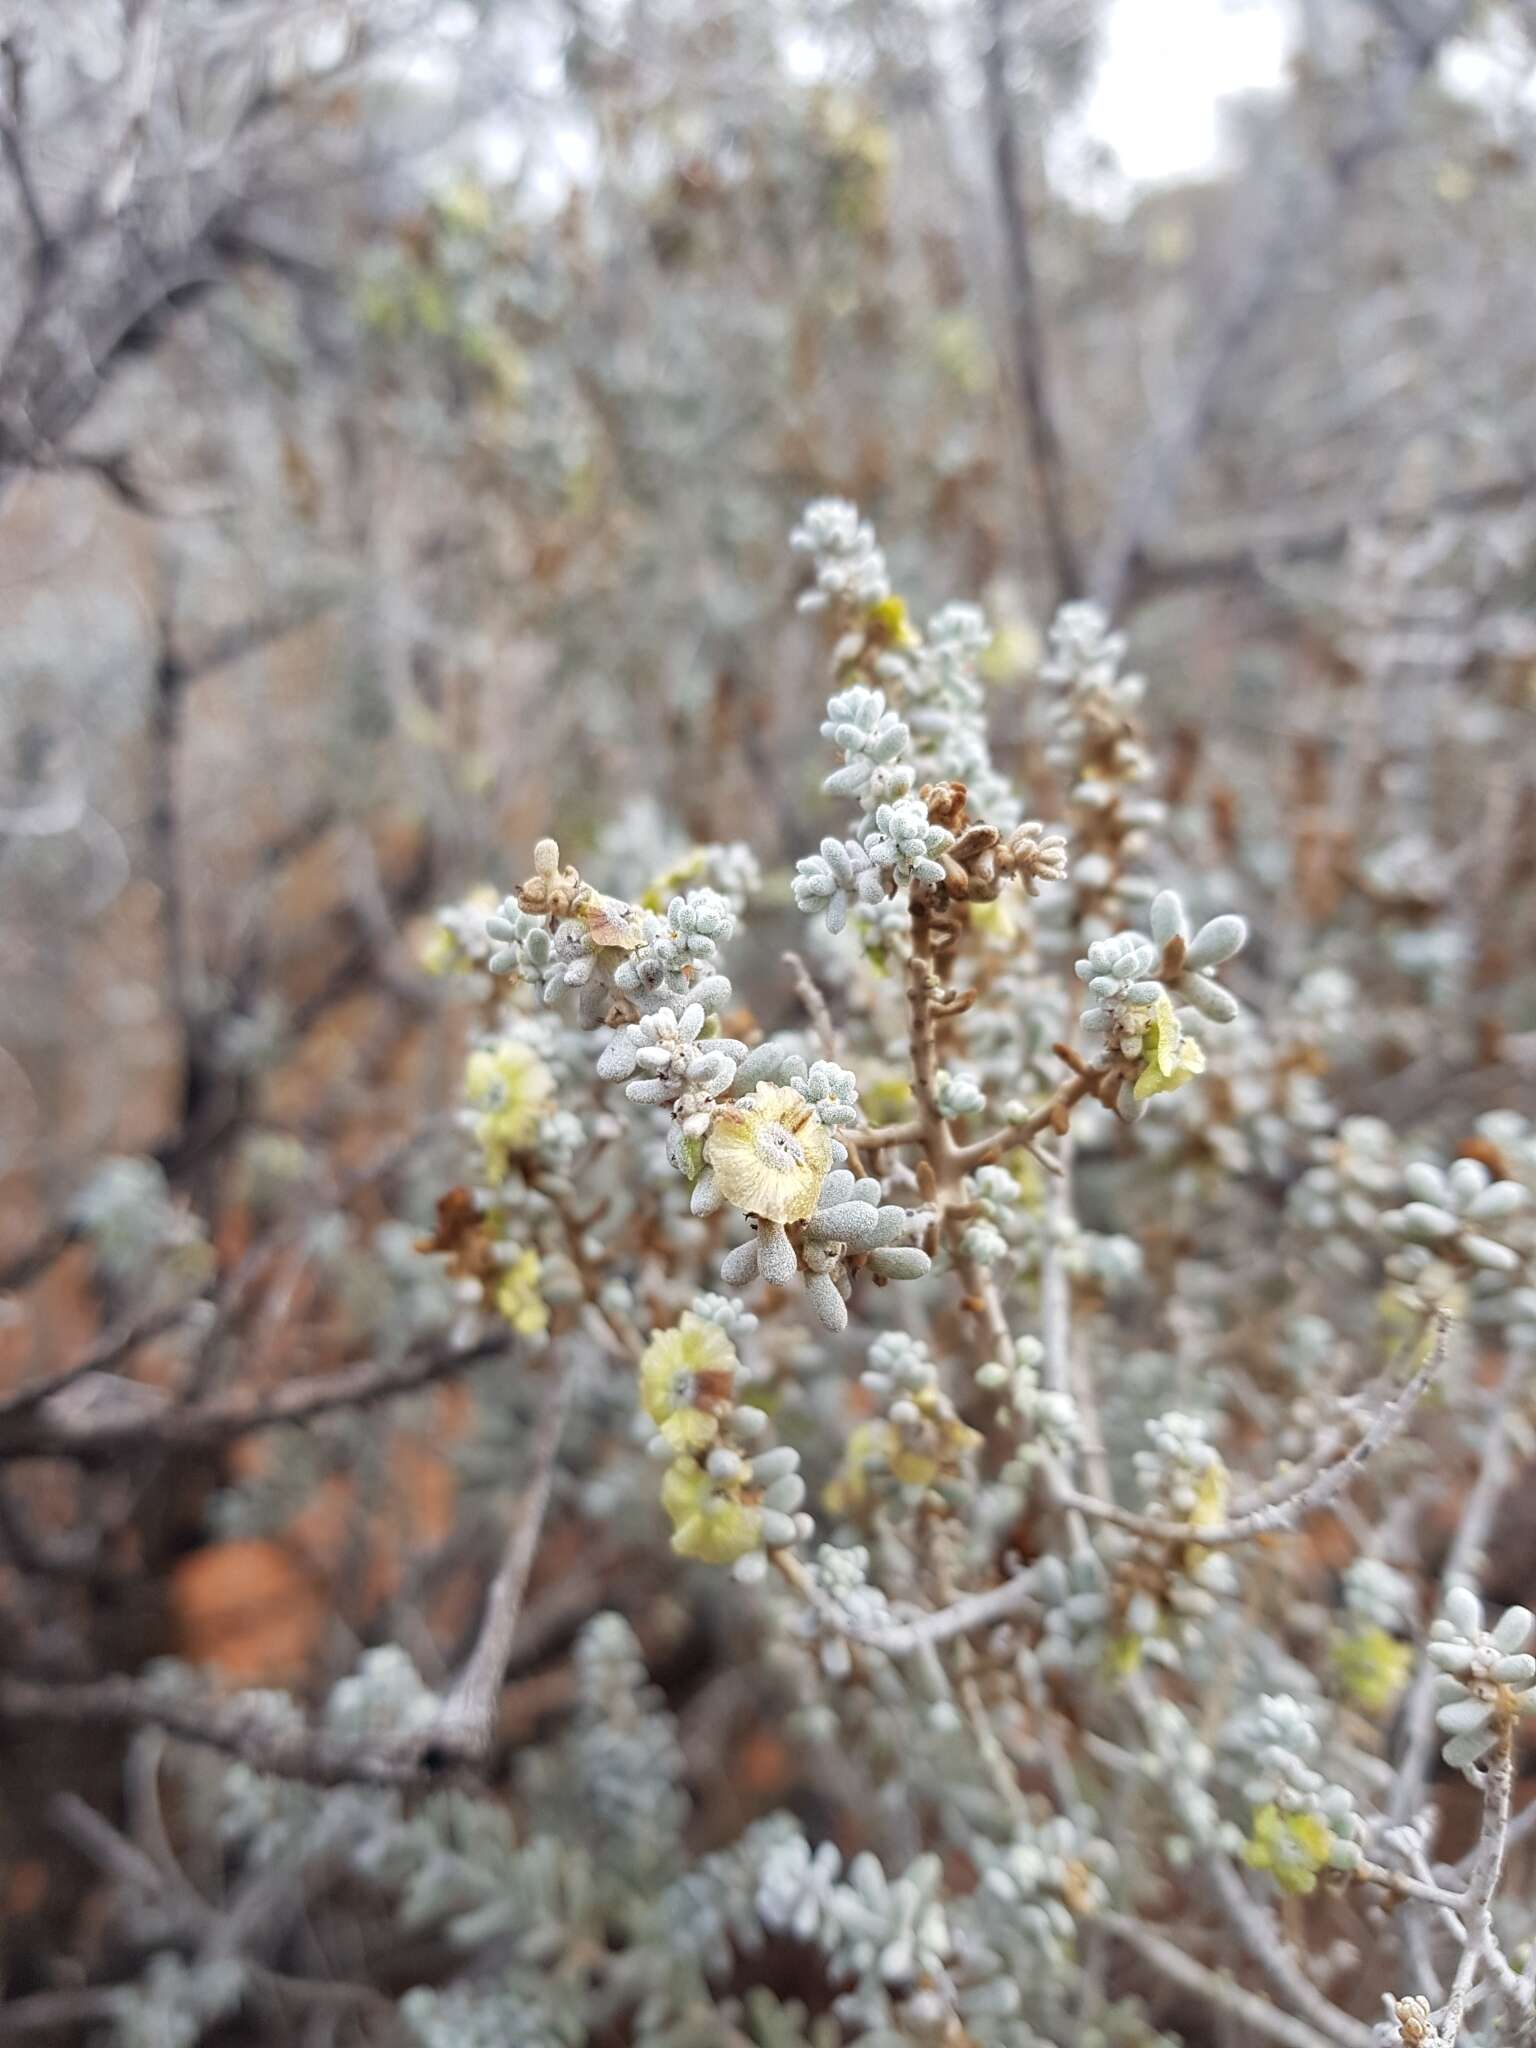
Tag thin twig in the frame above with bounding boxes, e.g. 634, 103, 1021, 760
52, 1790, 176, 1900
1355, 1859, 1466, 1913
99, 0, 166, 221
0, 1330, 510, 1460
1114, 1670, 1375, 2048
430, 1360, 577, 1762
1040, 1141, 1114, 1505
0, 1986, 122, 2039
1, 1344, 575, 1788
783, 949, 841, 1062
949, 1063, 1102, 1171
0, 1222, 78, 1299
1048, 1316, 1448, 1551
1389, 1350, 1519, 1824
0, 1676, 428, 1787
774, 1544, 1039, 1658
1440, 1733, 1517, 2045
0, 1302, 193, 1420
1133, 473, 1536, 598
1102, 1910, 1355, 2048
778, 1319, 1448, 1658
0, 36, 52, 274
1205, 1854, 1375, 2048
32, 1792, 395, 2033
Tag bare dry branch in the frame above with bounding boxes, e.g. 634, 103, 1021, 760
428, 1359, 578, 1763
1091, 0, 1471, 615
980, 0, 1082, 604
0, 1330, 511, 1461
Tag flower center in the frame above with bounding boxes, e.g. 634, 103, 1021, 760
754, 1121, 805, 1173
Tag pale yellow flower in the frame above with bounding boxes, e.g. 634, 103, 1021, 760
1186, 1459, 1229, 1531
824, 1421, 888, 1517
1243, 1804, 1336, 1897
640, 847, 709, 912
704, 1083, 833, 1224
861, 1071, 915, 1126
1133, 991, 1206, 1101
419, 924, 461, 978
823, 1405, 982, 1517
661, 1459, 763, 1565
495, 1246, 548, 1337
1333, 1625, 1414, 1714
639, 1314, 738, 1453
465, 1041, 555, 1180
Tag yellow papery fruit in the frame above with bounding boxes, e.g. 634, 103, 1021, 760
824, 1420, 889, 1516
420, 925, 460, 977
465, 1041, 555, 1180
662, 1461, 763, 1565
1106, 1633, 1145, 1680
641, 848, 710, 912
1187, 1461, 1230, 1531
968, 896, 1018, 945
1333, 1626, 1414, 1714
865, 594, 916, 646
889, 1442, 941, 1488
1134, 992, 1206, 1100
639, 1314, 738, 1451
495, 1247, 548, 1337
862, 1073, 915, 1126
1243, 1805, 1334, 1896
704, 1084, 833, 1224
661, 1458, 709, 1528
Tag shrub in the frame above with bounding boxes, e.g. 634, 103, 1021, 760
6, 502, 1536, 2048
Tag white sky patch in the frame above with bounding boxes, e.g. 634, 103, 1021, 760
782, 28, 829, 87
1441, 16, 1536, 131
1054, 0, 1292, 209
